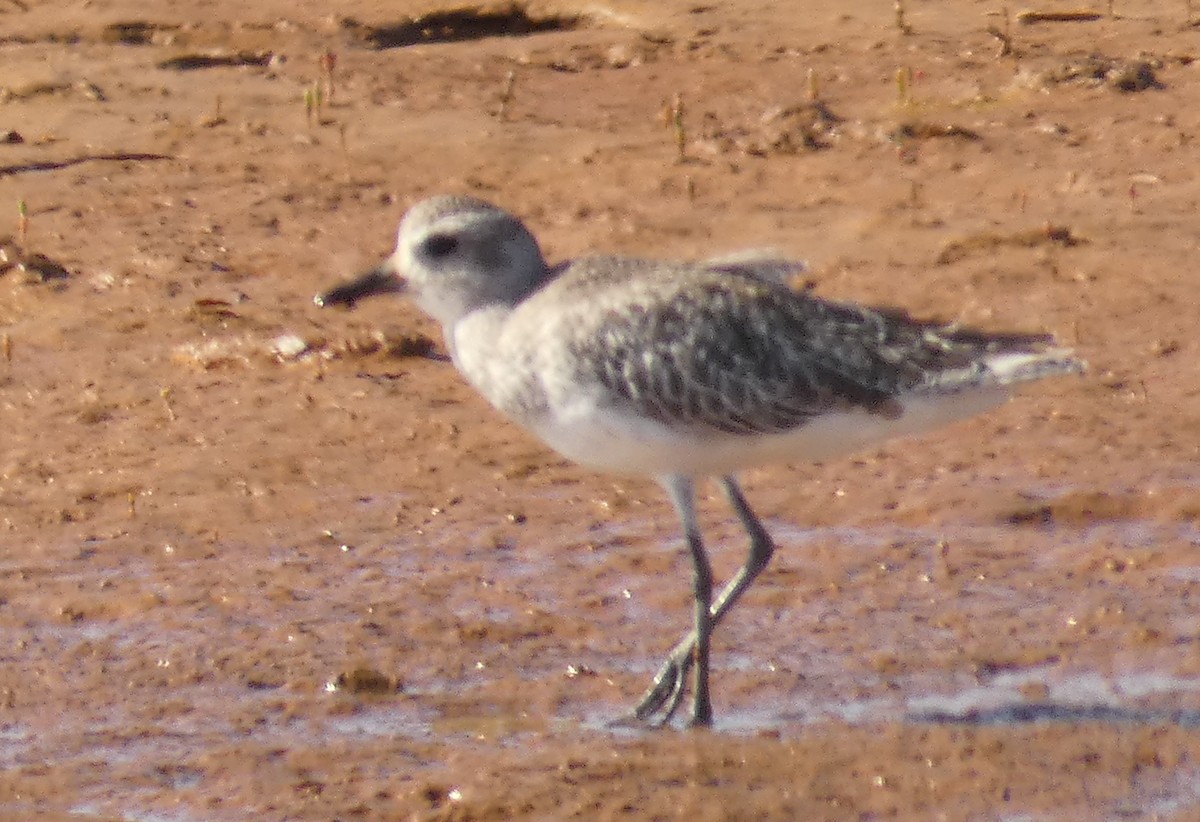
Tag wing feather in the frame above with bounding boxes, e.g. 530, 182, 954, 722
542, 259, 1076, 436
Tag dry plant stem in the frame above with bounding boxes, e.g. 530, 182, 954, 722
807, 67, 820, 101
304, 85, 316, 128
669, 93, 687, 161
896, 66, 913, 107
160, 387, 176, 422
1016, 10, 1104, 23
1, 333, 10, 363
987, 26, 1013, 57
988, 6, 1014, 56
497, 70, 516, 120
0, 153, 171, 177
320, 51, 337, 102
17, 199, 27, 245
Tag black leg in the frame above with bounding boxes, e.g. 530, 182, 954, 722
661, 475, 713, 726
628, 475, 776, 727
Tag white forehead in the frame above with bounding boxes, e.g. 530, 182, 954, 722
396, 196, 508, 245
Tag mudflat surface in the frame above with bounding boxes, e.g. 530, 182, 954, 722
1, 0, 1199, 818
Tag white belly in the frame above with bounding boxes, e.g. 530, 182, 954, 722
529, 388, 1011, 477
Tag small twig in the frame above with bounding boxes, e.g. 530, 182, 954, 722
16, 199, 27, 245
1015, 9, 1104, 24
304, 82, 319, 128
807, 67, 820, 102
496, 69, 516, 120
0, 153, 172, 178
987, 7, 1014, 57
987, 26, 1013, 57
1, 333, 11, 363
160, 387, 176, 422
199, 95, 227, 128
896, 66, 914, 107
320, 51, 337, 103
670, 93, 687, 161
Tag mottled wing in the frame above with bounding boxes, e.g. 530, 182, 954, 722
557, 261, 1062, 436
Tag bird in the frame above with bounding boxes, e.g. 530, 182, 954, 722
316, 194, 1085, 728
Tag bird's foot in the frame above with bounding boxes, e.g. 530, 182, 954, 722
616, 641, 695, 727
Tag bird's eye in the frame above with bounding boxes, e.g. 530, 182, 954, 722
422, 233, 458, 258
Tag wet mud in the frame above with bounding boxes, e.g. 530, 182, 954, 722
1, 0, 1199, 818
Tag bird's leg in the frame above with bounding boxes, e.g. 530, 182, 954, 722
658, 475, 714, 726
631, 475, 776, 727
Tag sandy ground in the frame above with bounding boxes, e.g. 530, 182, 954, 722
1, 0, 1200, 818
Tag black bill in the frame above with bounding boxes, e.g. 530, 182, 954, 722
314, 263, 403, 309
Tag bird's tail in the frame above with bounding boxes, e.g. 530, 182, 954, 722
982, 347, 1087, 386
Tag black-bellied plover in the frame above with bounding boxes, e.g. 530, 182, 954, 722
316, 195, 1084, 728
